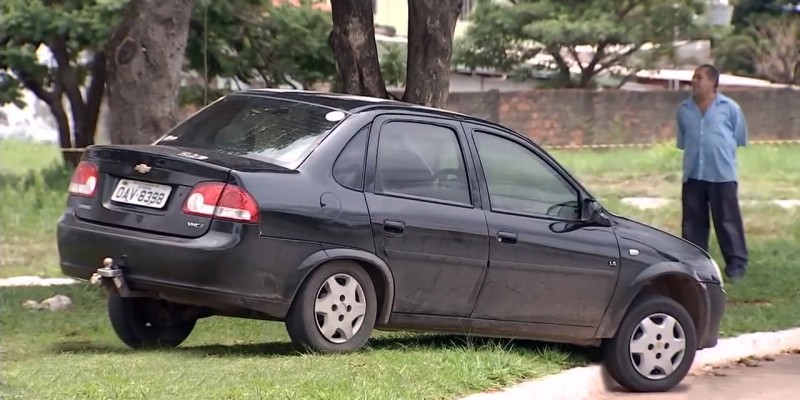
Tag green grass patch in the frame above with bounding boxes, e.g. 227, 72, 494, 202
0, 141, 69, 278
0, 285, 582, 400
551, 142, 800, 200
0, 139, 62, 175
1, 139, 800, 399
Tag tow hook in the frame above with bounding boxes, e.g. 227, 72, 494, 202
90, 257, 144, 297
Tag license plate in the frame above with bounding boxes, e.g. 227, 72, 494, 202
111, 179, 172, 209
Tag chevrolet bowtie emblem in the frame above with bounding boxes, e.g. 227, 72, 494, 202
134, 163, 152, 174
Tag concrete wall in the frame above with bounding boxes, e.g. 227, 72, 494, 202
445, 89, 800, 146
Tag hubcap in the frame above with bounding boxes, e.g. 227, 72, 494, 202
314, 273, 367, 344
629, 313, 687, 380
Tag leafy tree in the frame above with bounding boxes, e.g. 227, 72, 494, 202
184, 0, 336, 102
715, 0, 799, 77
0, 0, 124, 160
715, 13, 799, 84
328, 0, 465, 108
454, 0, 708, 88
731, 0, 797, 28
1, 0, 339, 151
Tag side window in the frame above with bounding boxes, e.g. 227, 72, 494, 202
474, 131, 580, 219
376, 121, 471, 205
333, 124, 370, 191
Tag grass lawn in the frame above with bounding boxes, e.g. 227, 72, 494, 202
1, 139, 800, 399
551, 142, 800, 200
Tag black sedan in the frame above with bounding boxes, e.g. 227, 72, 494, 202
57, 89, 725, 393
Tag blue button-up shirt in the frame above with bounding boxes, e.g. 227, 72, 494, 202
676, 93, 748, 183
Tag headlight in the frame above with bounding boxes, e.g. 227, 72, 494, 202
710, 258, 723, 287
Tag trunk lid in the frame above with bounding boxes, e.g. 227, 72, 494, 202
74, 144, 281, 238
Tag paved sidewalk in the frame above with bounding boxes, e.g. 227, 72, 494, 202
601, 353, 800, 399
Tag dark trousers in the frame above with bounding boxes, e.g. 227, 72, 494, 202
681, 179, 748, 275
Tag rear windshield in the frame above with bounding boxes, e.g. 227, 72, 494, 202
156, 94, 348, 168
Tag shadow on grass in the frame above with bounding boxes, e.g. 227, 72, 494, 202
54, 334, 603, 362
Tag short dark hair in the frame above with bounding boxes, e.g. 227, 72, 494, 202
697, 64, 720, 89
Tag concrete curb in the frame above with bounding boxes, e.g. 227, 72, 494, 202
0, 275, 78, 287
460, 327, 800, 400
621, 197, 800, 210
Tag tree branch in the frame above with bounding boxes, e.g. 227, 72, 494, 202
616, 0, 645, 18
48, 36, 88, 142
568, 46, 584, 73
82, 51, 106, 147
547, 46, 573, 85
593, 44, 643, 75
15, 70, 55, 105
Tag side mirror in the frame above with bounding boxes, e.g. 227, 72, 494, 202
583, 198, 611, 226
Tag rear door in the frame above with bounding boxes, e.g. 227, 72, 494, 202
465, 125, 621, 327
364, 114, 489, 317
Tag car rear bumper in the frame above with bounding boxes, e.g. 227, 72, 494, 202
699, 282, 726, 349
57, 211, 323, 318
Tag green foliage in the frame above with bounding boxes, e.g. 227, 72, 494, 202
2, 0, 338, 142
379, 42, 407, 88
455, 0, 708, 88
0, 0, 125, 108
186, 0, 336, 101
714, 13, 799, 84
715, 1, 799, 80
452, 0, 540, 73
730, 0, 797, 29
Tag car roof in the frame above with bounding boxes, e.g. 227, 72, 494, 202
236, 88, 495, 127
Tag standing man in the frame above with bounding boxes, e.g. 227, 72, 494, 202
676, 64, 749, 282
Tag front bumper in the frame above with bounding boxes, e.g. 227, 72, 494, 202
699, 282, 726, 349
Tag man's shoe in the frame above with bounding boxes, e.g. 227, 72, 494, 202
725, 266, 746, 283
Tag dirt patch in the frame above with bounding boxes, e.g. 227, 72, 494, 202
728, 298, 773, 306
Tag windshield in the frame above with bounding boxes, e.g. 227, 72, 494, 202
156, 94, 348, 168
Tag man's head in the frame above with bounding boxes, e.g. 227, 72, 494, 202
691, 64, 719, 98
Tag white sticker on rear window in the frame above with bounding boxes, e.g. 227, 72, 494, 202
325, 111, 346, 122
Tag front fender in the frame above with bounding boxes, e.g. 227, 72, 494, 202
290, 248, 395, 326
596, 261, 709, 339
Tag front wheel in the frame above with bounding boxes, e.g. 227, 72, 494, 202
603, 294, 697, 392
108, 293, 197, 349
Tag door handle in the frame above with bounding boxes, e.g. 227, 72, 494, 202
383, 220, 405, 235
497, 231, 517, 244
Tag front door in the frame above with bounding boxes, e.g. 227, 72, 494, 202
364, 115, 489, 317
466, 126, 621, 327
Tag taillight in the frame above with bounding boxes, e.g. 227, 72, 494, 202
182, 182, 260, 223
68, 161, 99, 197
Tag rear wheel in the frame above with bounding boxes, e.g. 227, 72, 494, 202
285, 260, 377, 353
108, 293, 196, 349
603, 294, 697, 392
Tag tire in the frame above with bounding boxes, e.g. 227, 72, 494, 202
108, 293, 196, 349
285, 260, 378, 353
603, 294, 698, 393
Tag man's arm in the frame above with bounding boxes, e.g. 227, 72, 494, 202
732, 105, 748, 147
676, 110, 685, 150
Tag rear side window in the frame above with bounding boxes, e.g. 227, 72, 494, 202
333, 124, 370, 191
375, 121, 471, 205
157, 95, 347, 168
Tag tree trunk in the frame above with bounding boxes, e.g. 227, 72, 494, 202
328, 0, 389, 98
106, 0, 197, 145
80, 51, 107, 148
402, 0, 462, 108
16, 70, 78, 166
